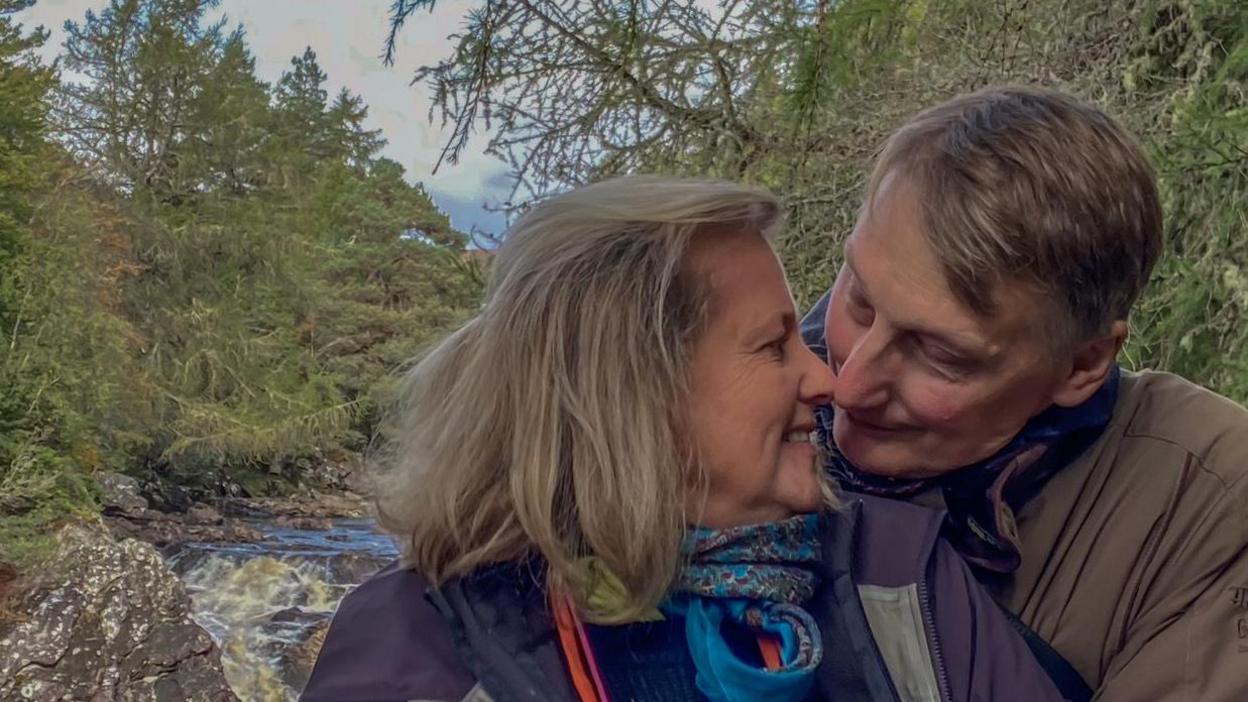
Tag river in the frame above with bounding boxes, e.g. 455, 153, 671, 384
166, 518, 398, 701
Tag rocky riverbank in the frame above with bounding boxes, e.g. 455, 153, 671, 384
96, 470, 371, 552
0, 524, 239, 702
1, 471, 389, 702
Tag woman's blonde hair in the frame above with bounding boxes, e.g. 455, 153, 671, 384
373, 175, 784, 622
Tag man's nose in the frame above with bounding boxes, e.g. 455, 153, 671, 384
833, 329, 892, 410
798, 343, 837, 406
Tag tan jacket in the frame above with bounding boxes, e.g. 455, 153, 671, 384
988, 371, 1248, 701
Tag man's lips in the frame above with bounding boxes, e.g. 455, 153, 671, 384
840, 410, 904, 433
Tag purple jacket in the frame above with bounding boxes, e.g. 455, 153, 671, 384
302, 495, 1068, 702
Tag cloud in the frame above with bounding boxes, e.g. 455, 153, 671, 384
433, 191, 509, 243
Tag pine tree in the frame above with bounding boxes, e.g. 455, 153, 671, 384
56, 0, 227, 202
391, 0, 1248, 400
185, 27, 272, 195
0, 0, 58, 450
2, 0, 485, 524
1, 0, 119, 565
271, 46, 336, 181
326, 88, 385, 170
0, 0, 52, 308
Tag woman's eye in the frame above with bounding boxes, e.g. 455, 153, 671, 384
766, 338, 787, 359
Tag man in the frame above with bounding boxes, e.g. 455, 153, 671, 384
801, 86, 1248, 701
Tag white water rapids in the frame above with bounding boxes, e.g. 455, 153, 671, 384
167, 519, 398, 701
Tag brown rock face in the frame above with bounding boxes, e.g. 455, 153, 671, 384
0, 524, 239, 702
228, 491, 369, 520
104, 512, 264, 551
280, 617, 329, 693
185, 504, 225, 526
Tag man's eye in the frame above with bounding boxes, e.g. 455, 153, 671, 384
923, 345, 961, 365
921, 343, 972, 375
848, 294, 874, 323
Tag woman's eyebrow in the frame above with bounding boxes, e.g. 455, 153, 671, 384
743, 312, 795, 345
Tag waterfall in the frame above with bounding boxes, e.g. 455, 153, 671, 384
169, 518, 398, 701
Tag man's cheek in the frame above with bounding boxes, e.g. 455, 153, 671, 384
907, 385, 967, 426
823, 310, 857, 369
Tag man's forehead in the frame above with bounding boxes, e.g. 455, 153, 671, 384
843, 220, 1024, 359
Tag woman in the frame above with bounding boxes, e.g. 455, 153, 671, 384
301, 177, 1067, 702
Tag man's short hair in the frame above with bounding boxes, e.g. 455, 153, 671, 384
868, 85, 1163, 345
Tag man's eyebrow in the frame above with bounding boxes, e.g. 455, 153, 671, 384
842, 239, 868, 297
909, 320, 1000, 360
916, 328, 983, 356
843, 237, 993, 359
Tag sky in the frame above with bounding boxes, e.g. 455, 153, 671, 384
14, 0, 511, 236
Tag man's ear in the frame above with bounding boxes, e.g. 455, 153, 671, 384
1051, 320, 1127, 408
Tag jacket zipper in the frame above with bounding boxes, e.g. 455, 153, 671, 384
917, 580, 954, 702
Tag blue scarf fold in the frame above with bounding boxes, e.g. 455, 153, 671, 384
662, 513, 823, 702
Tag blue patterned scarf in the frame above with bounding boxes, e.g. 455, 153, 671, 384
662, 513, 823, 702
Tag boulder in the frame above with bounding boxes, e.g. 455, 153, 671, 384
225, 521, 265, 543
326, 551, 390, 584
279, 617, 330, 694
95, 471, 148, 516
185, 503, 224, 526
0, 523, 238, 701
140, 478, 198, 514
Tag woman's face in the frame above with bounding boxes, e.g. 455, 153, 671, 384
685, 230, 837, 528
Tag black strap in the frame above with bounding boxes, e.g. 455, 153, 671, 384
996, 602, 1093, 702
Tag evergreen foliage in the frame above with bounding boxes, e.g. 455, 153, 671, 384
391, 0, 1248, 400
1, 0, 481, 565
4, 0, 1245, 566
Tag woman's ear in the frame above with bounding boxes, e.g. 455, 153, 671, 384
1051, 320, 1126, 408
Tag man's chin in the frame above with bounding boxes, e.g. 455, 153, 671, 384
849, 458, 927, 479
835, 440, 948, 480
835, 426, 899, 474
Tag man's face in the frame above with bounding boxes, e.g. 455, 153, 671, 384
822, 176, 1070, 478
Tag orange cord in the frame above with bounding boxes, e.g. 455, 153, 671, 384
552, 596, 603, 702
757, 634, 784, 672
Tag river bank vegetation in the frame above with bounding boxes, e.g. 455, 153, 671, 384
3, 0, 1247, 570
0, 0, 482, 568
